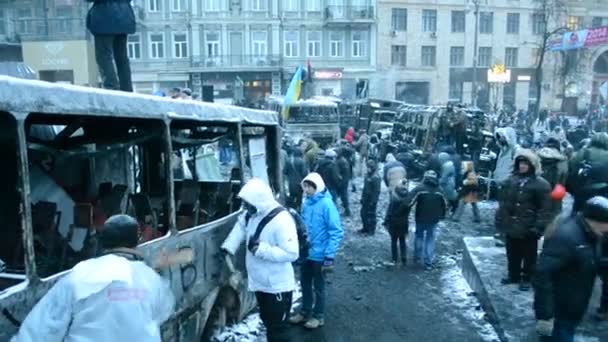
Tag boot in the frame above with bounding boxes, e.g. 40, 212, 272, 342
304, 318, 325, 329
289, 313, 307, 324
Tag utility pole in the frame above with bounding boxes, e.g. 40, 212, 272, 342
471, 0, 480, 107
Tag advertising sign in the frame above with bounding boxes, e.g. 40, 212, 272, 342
550, 25, 608, 51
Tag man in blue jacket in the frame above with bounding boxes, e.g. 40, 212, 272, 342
86, 0, 136, 91
290, 172, 343, 329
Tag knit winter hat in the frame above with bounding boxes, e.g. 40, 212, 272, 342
583, 196, 608, 223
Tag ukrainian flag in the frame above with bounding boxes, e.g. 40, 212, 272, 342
282, 66, 304, 119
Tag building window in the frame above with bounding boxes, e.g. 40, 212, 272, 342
252, 0, 267, 11
148, 0, 161, 12
450, 46, 464, 66
505, 47, 518, 67
284, 31, 299, 57
478, 47, 492, 67
451, 11, 465, 33
252, 31, 267, 57
391, 45, 406, 67
205, 0, 221, 11
421, 46, 436, 66
392, 8, 407, 31
330, 31, 344, 57
284, 0, 298, 12
150, 33, 165, 59
531, 48, 541, 65
449, 82, 463, 102
352, 31, 366, 58
127, 35, 141, 59
55, 6, 73, 33
16, 8, 32, 34
567, 16, 581, 30
307, 31, 321, 57
506, 13, 520, 34
0, 9, 5, 35
173, 33, 188, 58
172, 0, 186, 12
592, 17, 608, 28
307, 0, 321, 11
532, 13, 546, 35
422, 10, 437, 32
206, 32, 220, 58
479, 12, 493, 34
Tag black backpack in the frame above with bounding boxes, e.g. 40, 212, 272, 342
540, 157, 560, 188
570, 149, 608, 195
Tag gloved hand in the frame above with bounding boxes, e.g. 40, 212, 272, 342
322, 258, 335, 273
536, 319, 554, 336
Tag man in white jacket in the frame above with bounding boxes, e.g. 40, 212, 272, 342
222, 178, 299, 342
12, 215, 175, 342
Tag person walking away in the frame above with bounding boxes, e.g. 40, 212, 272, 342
384, 179, 410, 264
453, 165, 481, 223
383, 153, 407, 192
533, 197, 608, 341
537, 138, 569, 217
566, 132, 608, 215
336, 147, 353, 216
316, 149, 342, 202
407, 170, 448, 270
290, 173, 343, 329
303, 139, 321, 173
344, 127, 355, 144
12, 215, 175, 342
86, 0, 135, 91
284, 148, 308, 212
438, 152, 459, 215
495, 149, 552, 291
353, 129, 370, 177
359, 159, 381, 235
222, 178, 299, 342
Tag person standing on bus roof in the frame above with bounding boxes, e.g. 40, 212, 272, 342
222, 178, 299, 342
86, 0, 135, 92
12, 215, 175, 342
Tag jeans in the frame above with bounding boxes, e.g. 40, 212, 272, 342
539, 320, 576, 342
300, 260, 325, 319
94, 34, 133, 91
454, 200, 480, 222
337, 183, 351, 215
414, 223, 437, 267
505, 235, 538, 282
255, 291, 293, 342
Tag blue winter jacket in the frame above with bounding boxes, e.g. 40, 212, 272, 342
301, 173, 343, 262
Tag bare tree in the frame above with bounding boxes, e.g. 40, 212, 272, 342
531, 0, 569, 115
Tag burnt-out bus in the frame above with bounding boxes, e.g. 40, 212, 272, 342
0, 76, 282, 341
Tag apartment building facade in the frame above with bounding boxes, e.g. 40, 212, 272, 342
374, 0, 608, 111
129, 0, 377, 102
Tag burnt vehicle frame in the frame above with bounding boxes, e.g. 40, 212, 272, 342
0, 76, 282, 341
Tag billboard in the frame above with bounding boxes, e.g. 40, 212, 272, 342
550, 25, 608, 51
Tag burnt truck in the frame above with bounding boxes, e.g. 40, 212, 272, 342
266, 96, 340, 147
0, 76, 284, 341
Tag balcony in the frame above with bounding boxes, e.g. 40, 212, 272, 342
324, 6, 375, 23
190, 54, 282, 70
11, 18, 89, 42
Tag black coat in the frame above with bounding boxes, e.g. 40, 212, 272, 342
361, 172, 381, 208
533, 215, 599, 323
384, 189, 410, 236
336, 156, 352, 187
284, 154, 308, 195
407, 180, 447, 225
316, 158, 341, 192
86, 0, 136, 35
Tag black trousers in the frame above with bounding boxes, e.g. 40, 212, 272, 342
94, 34, 133, 92
255, 291, 293, 342
390, 233, 407, 262
337, 182, 351, 215
505, 236, 538, 282
361, 204, 377, 233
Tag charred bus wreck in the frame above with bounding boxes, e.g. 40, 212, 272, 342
0, 76, 282, 341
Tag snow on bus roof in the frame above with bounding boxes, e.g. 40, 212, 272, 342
266, 96, 338, 107
0, 76, 278, 126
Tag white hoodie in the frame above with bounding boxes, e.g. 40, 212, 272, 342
222, 178, 299, 294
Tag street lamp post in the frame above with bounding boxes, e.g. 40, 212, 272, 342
471, 0, 480, 107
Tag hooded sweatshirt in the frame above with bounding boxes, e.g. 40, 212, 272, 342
438, 152, 458, 201
222, 178, 299, 294
301, 173, 343, 262
494, 127, 520, 183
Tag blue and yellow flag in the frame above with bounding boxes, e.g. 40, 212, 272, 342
282, 66, 304, 119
